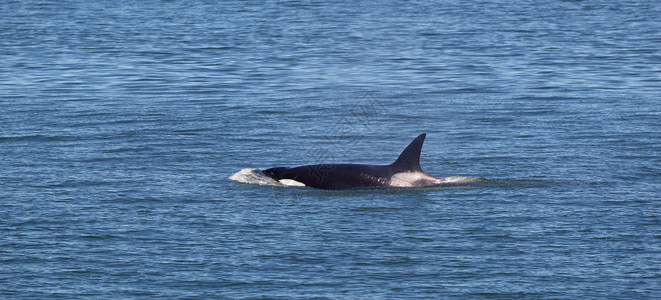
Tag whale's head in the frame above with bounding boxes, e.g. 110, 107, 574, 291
261, 167, 292, 180
261, 167, 308, 187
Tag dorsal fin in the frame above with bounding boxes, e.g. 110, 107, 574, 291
391, 133, 426, 172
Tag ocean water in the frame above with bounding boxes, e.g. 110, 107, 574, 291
1, 0, 660, 298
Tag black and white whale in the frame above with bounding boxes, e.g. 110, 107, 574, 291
260, 133, 468, 190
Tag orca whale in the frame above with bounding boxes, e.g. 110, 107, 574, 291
261, 133, 453, 190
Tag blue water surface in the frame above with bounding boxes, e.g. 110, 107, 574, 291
1, 0, 660, 298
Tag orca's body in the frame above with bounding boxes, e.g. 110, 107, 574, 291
261, 133, 447, 190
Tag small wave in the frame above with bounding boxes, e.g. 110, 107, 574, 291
229, 168, 281, 186
437, 175, 482, 184
428, 176, 486, 189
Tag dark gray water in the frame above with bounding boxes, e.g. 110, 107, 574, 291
1, 0, 660, 298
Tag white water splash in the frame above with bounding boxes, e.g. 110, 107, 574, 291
229, 168, 281, 186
